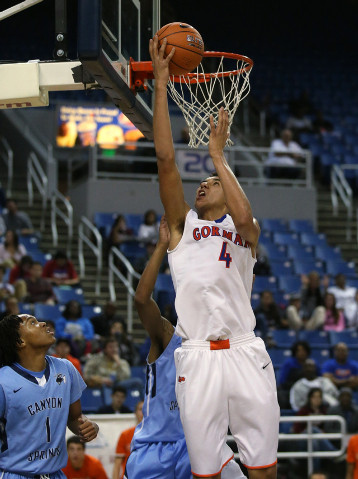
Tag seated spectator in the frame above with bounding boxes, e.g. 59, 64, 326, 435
24, 262, 55, 304
9, 255, 33, 301
62, 436, 108, 479
97, 385, 132, 414
110, 320, 139, 366
326, 388, 358, 434
90, 301, 125, 337
265, 129, 303, 179
323, 292, 345, 331
286, 107, 313, 135
328, 274, 357, 328
52, 338, 83, 375
83, 337, 131, 388
322, 342, 358, 389
254, 290, 287, 339
107, 215, 135, 251
56, 300, 94, 344
301, 270, 326, 315
113, 401, 144, 479
137, 210, 159, 244
1, 198, 34, 235
0, 295, 19, 321
42, 250, 79, 286
290, 359, 339, 411
253, 243, 271, 276
134, 241, 168, 275
0, 264, 14, 301
286, 291, 325, 331
0, 230, 26, 268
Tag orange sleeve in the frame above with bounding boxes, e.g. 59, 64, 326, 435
93, 458, 109, 479
115, 431, 127, 456
347, 437, 357, 464
72, 357, 83, 376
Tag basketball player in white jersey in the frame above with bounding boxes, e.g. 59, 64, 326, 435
149, 36, 280, 479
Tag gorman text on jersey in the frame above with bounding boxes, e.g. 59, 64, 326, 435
192, 226, 250, 248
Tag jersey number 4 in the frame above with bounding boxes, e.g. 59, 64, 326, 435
219, 242, 232, 268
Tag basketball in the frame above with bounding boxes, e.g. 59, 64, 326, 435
156, 22, 204, 76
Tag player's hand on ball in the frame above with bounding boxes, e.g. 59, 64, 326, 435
208, 107, 230, 158
78, 415, 99, 442
149, 36, 175, 86
158, 215, 170, 245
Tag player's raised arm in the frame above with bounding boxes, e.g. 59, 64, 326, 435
134, 216, 174, 353
208, 107, 260, 248
149, 37, 190, 245
67, 399, 99, 442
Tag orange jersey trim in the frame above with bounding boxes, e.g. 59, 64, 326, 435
243, 460, 277, 470
210, 339, 230, 350
192, 454, 234, 477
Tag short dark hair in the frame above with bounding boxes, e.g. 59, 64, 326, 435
306, 387, 322, 407
260, 290, 273, 298
103, 337, 117, 349
56, 337, 71, 347
112, 385, 127, 396
19, 255, 33, 267
0, 315, 23, 367
66, 436, 85, 449
291, 340, 311, 357
208, 171, 219, 178
6, 198, 17, 204
54, 250, 68, 261
31, 261, 43, 268
63, 300, 82, 320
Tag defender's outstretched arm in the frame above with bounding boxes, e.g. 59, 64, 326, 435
209, 108, 260, 247
149, 37, 190, 245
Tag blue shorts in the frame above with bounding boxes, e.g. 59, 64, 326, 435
125, 437, 191, 479
1, 471, 66, 479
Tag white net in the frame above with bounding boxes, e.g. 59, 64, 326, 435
167, 54, 252, 148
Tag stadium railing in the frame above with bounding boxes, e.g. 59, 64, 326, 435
78, 215, 102, 295
51, 189, 73, 258
0, 136, 13, 196
27, 151, 48, 231
331, 164, 353, 240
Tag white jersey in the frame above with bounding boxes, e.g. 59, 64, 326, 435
168, 210, 257, 341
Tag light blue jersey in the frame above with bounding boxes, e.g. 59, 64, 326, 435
0, 356, 86, 476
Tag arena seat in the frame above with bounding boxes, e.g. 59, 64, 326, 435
293, 260, 325, 276
325, 260, 356, 277
120, 242, 146, 262
252, 276, 278, 293
300, 233, 327, 247
94, 212, 118, 237
267, 349, 291, 368
259, 231, 273, 245
278, 276, 301, 294
271, 330, 297, 349
81, 388, 104, 413
310, 349, 331, 365
264, 244, 287, 261
251, 293, 260, 310
329, 331, 358, 349
31, 253, 52, 266
53, 287, 85, 305
82, 305, 102, 318
346, 279, 358, 289
273, 233, 300, 246
287, 245, 315, 261
273, 292, 290, 307
270, 261, 293, 277
298, 331, 331, 349
131, 366, 146, 384
288, 220, 314, 234
315, 246, 342, 261
124, 214, 143, 236
34, 303, 62, 321
18, 303, 33, 314
261, 219, 287, 233
19, 235, 41, 252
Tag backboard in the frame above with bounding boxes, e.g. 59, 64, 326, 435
78, 0, 160, 140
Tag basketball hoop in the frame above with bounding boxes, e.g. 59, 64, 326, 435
130, 51, 253, 148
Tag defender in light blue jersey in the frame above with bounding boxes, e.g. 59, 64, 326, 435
0, 313, 99, 479
124, 216, 245, 479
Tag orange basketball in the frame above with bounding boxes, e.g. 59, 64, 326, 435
156, 22, 204, 76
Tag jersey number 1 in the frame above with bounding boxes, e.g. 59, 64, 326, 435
219, 242, 232, 268
45, 416, 51, 443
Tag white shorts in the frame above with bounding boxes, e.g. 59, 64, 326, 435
174, 333, 279, 477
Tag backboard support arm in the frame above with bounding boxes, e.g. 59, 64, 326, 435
0, 0, 44, 21
54, 0, 68, 60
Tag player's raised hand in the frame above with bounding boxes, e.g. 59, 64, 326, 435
78, 415, 99, 443
158, 215, 170, 245
149, 36, 175, 86
208, 107, 229, 158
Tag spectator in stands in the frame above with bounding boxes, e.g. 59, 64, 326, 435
113, 400, 144, 479
265, 129, 303, 179
0, 230, 26, 268
328, 274, 357, 328
137, 210, 159, 244
1, 198, 34, 235
301, 270, 325, 315
24, 262, 55, 304
254, 290, 286, 339
286, 108, 313, 135
286, 291, 325, 331
253, 243, 271, 276
0, 295, 19, 321
322, 342, 358, 389
107, 215, 135, 251
290, 91, 314, 117
9, 255, 32, 300
110, 320, 139, 366
134, 241, 168, 275
90, 301, 125, 337
290, 359, 339, 411
52, 338, 82, 375
346, 432, 358, 479
56, 300, 94, 350
97, 385, 132, 414
0, 264, 14, 301
326, 388, 358, 434
42, 250, 79, 286
62, 436, 108, 479
323, 292, 345, 331
83, 337, 131, 388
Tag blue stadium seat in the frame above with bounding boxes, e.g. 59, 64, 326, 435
273, 292, 290, 307
300, 233, 327, 247
348, 350, 358, 362
287, 245, 315, 260
343, 155, 358, 165
346, 279, 358, 289
124, 214, 143, 236
273, 233, 300, 246
315, 246, 342, 261
278, 276, 302, 293
329, 331, 358, 349
94, 212, 118, 237
322, 136, 344, 147
154, 274, 175, 312
31, 253, 52, 266
120, 242, 146, 261
271, 330, 297, 349
330, 145, 351, 157
288, 220, 314, 234
298, 331, 331, 349
81, 388, 104, 413
264, 244, 287, 261
251, 293, 260, 310
82, 305, 102, 318
19, 235, 41, 252
131, 366, 146, 385
270, 261, 293, 276
53, 287, 85, 305
325, 261, 356, 277
261, 219, 287, 233
293, 260, 325, 276
310, 349, 331, 365
267, 349, 291, 368
34, 303, 62, 321
18, 303, 33, 314
260, 231, 273, 245
252, 276, 278, 293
